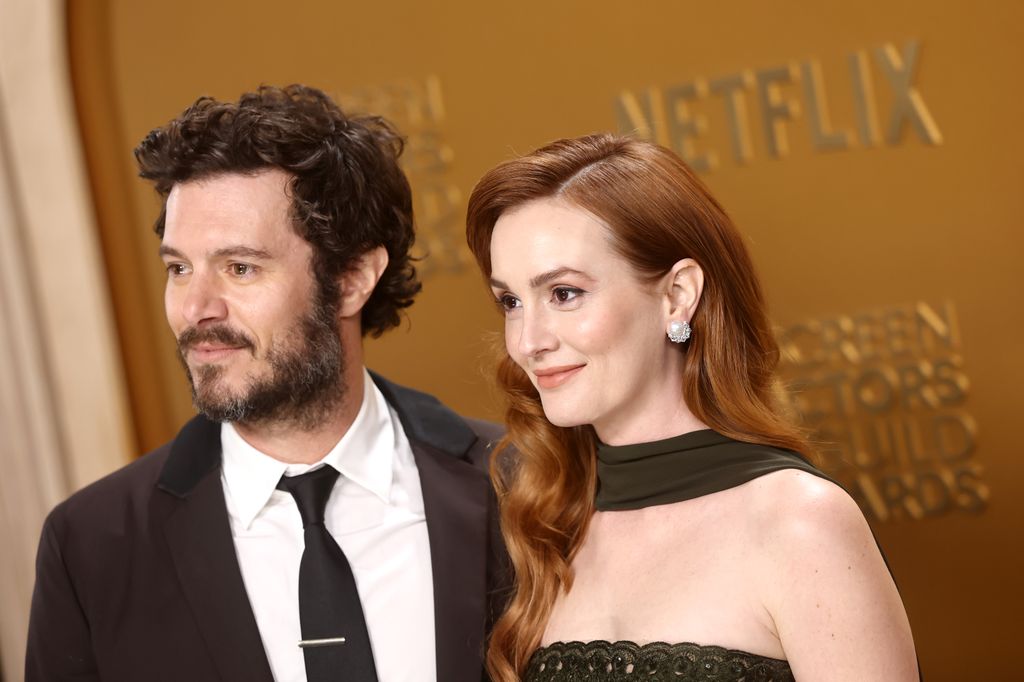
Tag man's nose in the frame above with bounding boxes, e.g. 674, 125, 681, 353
180, 271, 228, 326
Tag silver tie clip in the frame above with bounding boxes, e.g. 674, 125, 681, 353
298, 637, 346, 648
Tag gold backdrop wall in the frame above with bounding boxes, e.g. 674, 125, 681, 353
68, 1, 1022, 678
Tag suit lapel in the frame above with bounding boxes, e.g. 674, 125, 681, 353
371, 373, 493, 682
158, 417, 274, 682
414, 441, 491, 682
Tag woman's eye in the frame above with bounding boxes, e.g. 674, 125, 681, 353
553, 287, 582, 303
498, 294, 521, 312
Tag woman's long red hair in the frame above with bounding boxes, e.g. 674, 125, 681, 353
466, 134, 811, 681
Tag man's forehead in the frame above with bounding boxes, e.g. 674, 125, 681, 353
159, 242, 274, 259
167, 169, 291, 208
163, 170, 296, 245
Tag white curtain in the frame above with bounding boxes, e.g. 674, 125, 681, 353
0, 1, 133, 679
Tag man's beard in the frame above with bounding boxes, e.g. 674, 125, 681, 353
175, 285, 345, 430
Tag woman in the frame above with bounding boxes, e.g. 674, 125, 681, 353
466, 134, 918, 681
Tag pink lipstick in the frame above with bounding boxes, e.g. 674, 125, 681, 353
534, 364, 585, 389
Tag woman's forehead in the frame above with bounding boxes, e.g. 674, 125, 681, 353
491, 199, 608, 253
489, 200, 635, 290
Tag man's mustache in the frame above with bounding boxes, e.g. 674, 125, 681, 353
177, 325, 255, 354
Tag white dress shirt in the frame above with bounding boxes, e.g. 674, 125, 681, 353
220, 370, 436, 682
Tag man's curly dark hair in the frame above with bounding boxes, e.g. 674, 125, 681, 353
134, 84, 421, 337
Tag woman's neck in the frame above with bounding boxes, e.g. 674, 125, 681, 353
594, 399, 709, 446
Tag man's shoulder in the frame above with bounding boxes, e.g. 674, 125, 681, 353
45, 438, 176, 536
370, 371, 504, 462
460, 416, 504, 445
460, 416, 505, 467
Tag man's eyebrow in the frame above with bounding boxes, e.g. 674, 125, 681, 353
489, 267, 590, 291
158, 245, 273, 260
158, 244, 184, 259
210, 246, 273, 260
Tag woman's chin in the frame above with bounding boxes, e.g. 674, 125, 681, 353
540, 405, 591, 429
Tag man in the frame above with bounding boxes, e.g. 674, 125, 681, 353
26, 85, 507, 682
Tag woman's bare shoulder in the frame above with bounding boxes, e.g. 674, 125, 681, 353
737, 470, 919, 680
739, 469, 867, 541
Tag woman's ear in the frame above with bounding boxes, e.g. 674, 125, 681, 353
665, 257, 704, 321
337, 246, 389, 319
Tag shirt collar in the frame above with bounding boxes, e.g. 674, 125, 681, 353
220, 368, 396, 529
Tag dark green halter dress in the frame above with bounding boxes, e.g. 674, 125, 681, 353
523, 429, 831, 682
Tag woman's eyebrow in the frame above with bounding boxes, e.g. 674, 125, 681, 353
490, 267, 590, 291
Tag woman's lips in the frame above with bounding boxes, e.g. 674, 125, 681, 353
534, 364, 585, 389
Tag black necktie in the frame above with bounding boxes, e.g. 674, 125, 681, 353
278, 466, 379, 682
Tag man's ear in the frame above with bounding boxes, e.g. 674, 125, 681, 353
337, 246, 389, 319
664, 257, 704, 321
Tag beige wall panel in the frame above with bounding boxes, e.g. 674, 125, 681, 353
73, 1, 1023, 678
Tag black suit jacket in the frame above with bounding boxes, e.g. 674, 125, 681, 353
26, 373, 509, 682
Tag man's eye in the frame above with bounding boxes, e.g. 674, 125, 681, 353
166, 263, 188, 276
231, 263, 254, 276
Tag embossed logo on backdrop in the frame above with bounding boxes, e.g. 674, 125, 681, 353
776, 301, 989, 522
338, 76, 468, 276
615, 39, 942, 171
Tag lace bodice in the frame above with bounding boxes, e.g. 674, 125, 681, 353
524, 640, 794, 682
